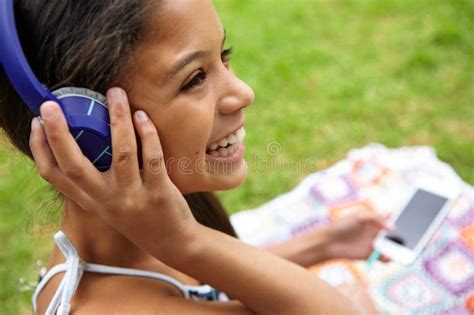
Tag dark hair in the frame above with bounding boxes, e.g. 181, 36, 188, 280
0, 0, 237, 238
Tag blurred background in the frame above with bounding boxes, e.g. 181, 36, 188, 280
1, 0, 473, 313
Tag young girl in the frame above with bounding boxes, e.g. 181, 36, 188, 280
1, 0, 389, 313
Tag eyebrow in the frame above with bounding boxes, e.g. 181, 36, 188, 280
165, 30, 227, 80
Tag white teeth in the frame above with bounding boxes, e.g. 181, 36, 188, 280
228, 143, 238, 153
218, 147, 228, 157
236, 127, 245, 142
228, 134, 238, 145
207, 126, 246, 152
207, 143, 238, 158
218, 138, 228, 147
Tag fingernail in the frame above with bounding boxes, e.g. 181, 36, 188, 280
40, 102, 58, 120
31, 117, 39, 130
135, 110, 148, 122
108, 87, 124, 103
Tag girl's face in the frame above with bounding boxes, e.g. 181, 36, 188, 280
127, 0, 254, 194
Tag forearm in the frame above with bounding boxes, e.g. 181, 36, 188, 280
160, 223, 360, 315
264, 227, 332, 267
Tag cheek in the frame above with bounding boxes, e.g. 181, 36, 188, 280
152, 101, 215, 190
160, 109, 213, 156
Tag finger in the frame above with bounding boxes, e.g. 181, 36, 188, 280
39, 101, 105, 198
379, 255, 391, 263
29, 117, 95, 208
133, 110, 168, 187
107, 88, 140, 185
377, 213, 396, 231
383, 219, 396, 231
359, 212, 395, 231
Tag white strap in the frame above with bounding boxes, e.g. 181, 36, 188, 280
44, 232, 84, 315
32, 264, 67, 312
32, 232, 190, 314
32, 232, 227, 314
84, 263, 189, 298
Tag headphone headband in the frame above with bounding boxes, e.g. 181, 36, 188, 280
0, 0, 59, 115
0, 0, 113, 171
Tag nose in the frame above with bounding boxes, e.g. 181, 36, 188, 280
217, 71, 255, 115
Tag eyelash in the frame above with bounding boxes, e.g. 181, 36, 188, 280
180, 47, 233, 92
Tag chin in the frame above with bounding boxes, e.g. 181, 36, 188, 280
211, 160, 248, 191
173, 160, 248, 194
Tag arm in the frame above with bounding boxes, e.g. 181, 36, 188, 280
264, 227, 332, 267
166, 223, 360, 315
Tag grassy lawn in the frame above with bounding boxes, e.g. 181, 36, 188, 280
1, 0, 473, 313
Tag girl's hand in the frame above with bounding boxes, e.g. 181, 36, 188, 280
29, 87, 197, 256
326, 212, 393, 261
265, 212, 392, 267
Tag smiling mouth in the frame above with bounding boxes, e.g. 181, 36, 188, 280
206, 126, 246, 158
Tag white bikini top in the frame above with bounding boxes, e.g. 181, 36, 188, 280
32, 231, 229, 315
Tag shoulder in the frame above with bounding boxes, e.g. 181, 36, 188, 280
35, 271, 179, 314
36, 272, 256, 315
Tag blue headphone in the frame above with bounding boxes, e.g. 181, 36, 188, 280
0, 0, 113, 171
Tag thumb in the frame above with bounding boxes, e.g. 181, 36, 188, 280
361, 212, 395, 231
380, 212, 395, 231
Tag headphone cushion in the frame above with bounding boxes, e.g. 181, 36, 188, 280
52, 87, 112, 171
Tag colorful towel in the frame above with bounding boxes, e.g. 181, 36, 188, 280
231, 144, 474, 314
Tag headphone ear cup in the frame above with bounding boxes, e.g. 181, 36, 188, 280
53, 87, 112, 172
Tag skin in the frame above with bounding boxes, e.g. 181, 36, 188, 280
29, 0, 388, 313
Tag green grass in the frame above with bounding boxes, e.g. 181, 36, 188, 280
1, 0, 473, 313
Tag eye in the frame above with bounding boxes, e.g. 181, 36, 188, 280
179, 47, 233, 93
181, 71, 207, 92
221, 47, 233, 67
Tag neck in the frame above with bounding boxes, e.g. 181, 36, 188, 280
53, 198, 152, 268
49, 198, 201, 286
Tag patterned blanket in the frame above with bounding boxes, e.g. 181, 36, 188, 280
231, 144, 474, 314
